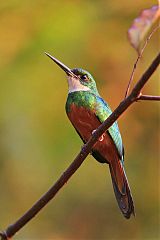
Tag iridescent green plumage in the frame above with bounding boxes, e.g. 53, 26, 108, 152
66, 90, 123, 159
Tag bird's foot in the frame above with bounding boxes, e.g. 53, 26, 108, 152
92, 130, 105, 142
99, 134, 105, 141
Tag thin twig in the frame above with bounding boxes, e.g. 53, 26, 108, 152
137, 94, 160, 101
0, 52, 159, 240
125, 25, 160, 98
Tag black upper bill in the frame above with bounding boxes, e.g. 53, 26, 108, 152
45, 52, 77, 78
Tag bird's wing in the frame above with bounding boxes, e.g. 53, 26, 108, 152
94, 96, 135, 218
94, 95, 124, 159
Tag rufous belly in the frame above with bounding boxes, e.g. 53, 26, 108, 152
67, 104, 119, 164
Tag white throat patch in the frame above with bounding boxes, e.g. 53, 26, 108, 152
67, 76, 90, 93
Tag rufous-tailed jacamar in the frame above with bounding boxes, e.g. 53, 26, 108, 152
45, 52, 135, 219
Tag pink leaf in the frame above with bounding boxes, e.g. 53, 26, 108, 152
128, 5, 160, 53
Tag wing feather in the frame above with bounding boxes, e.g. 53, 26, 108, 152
94, 96, 124, 159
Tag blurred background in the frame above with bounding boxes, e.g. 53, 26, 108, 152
0, 1, 159, 239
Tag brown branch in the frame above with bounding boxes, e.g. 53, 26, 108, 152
137, 94, 160, 101
0, 52, 160, 240
125, 25, 160, 98
0, 233, 7, 240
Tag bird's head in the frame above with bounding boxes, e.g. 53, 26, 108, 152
45, 53, 99, 95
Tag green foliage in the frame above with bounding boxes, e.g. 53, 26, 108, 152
0, 1, 159, 239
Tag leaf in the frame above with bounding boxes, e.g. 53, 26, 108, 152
128, 5, 160, 53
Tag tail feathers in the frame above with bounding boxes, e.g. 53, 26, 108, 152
109, 161, 135, 219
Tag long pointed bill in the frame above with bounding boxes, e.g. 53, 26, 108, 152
45, 52, 77, 78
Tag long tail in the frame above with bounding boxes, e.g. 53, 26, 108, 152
109, 160, 135, 219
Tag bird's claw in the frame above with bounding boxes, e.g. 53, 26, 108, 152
92, 129, 105, 142
99, 134, 105, 142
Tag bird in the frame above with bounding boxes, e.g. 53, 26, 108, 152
45, 52, 135, 219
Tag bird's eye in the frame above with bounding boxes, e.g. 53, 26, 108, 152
81, 75, 88, 81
